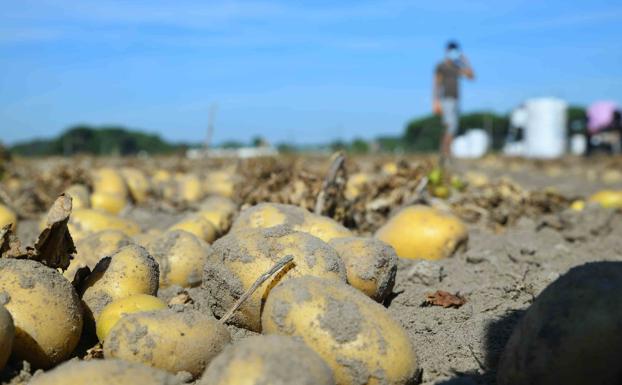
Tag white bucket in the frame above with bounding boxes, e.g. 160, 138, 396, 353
570, 134, 586, 155
451, 129, 490, 158
524, 97, 567, 158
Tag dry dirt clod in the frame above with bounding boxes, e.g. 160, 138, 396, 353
423, 290, 467, 308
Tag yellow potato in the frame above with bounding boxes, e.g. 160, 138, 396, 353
204, 226, 346, 332
497, 262, 622, 385
81, 245, 159, 322
64, 184, 90, 209
381, 161, 399, 175
589, 189, 622, 208
0, 204, 17, 231
0, 259, 83, 369
570, 199, 585, 212
177, 173, 204, 203
65, 229, 135, 280
96, 294, 167, 342
262, 276, 419, 385
204, 171, 236, 198
28, 359, 182, 385
169, 215, 217, 243
104, 309, 231, 378
69, 208, 140, 240
197, 196, 238, 234
199, 335, 335, 385
90, 191, 126, 214
120, 167, 151, 203
231, 203, 352, 243
132, 228, 163, 248
375, 205, 468, 260
345, 173, 372, 200
0, 305, 15, 372
91, 167, 128, 199
329, 237, 398, 302
147, 229, 211, 288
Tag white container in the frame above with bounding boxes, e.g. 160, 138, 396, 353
524, 97, 567, 158
570, 134, 586, 155
451, 129, 490, 158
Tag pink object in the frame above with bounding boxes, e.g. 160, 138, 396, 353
587, 101, 618, 134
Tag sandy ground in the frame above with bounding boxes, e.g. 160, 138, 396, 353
6, 155, 622, 385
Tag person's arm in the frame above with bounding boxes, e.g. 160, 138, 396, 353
459, 54, 475, 79
433, 70, 442, 115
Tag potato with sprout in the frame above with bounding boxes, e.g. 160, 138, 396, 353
262, 276, 419, 385
329, 236, 397, 302
375, 205, 467, 260
199, 335, 335, 385
203, 226, 346, 332
231, 203, 352, 243
104, 309, 231, 378
0, 259, 83, 369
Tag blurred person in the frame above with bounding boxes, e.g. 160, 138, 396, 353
585, 100, 621, 155
433, 41, 475, 164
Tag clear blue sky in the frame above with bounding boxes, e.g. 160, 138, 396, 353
1, 0, 621, 146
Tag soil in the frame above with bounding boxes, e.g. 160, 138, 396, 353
2, 155, 622, 384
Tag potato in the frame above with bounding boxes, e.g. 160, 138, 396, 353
203, 226, 346, 332
345, 172, 372, 200
120, 167, 151, 203
81, 244, 159, 322
0, 305, 15, 371
0, 203, 17, 231
375, 205, 467, 260
197, 196, 238, 234
28, 359, 182, 385
204, 171, 236, 198
132, 228, 163, 248
381, 161, 399, 175
497, 261, 622, 385
96, 294, 167, 341
90, 191, 127, 214
65, 229, 135, 280
329, 237, 397, 302
64, 184, 90, 209
588, 189, 622, 208
91, 167, 128, 199
231, 203, 352, 243
199, 335, 335, 385
69, 208, 140, 240
178, 173, 204, 203
0, 259, 83, 369
146, 230, 210, 288
104, 309, 231, 378
262, 276, 419, 385
169, 215, 217, 243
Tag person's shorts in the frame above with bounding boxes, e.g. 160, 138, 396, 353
441, 98, 460, 135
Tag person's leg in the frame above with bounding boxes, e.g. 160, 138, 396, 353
439, 98, 458, 164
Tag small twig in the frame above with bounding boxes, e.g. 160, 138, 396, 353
314, 152, 346, 215
219, 255, 294, 325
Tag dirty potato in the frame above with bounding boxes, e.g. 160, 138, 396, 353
262, 276, 419, 385
0, 305, 15, 372
203, 226, 346, 332
96, 294, 167, 342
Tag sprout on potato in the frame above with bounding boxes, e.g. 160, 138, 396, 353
329, 236, 398, 302
80, 244, 159, 323
0, 305, 15, 372
375, 204, 467, 260
146, 229, 211, 288
28, 359, 182, 385
497, 261, 622, 385
231, 203, 352, 243
199, 335, 335, 385
262, 276, 419, 385
104, 309, 231, 378
203, 226, 346, 332
0, 259, 83, 369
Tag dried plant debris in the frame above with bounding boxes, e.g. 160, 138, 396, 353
0, 194, 75, 270
423, 290, 467, 308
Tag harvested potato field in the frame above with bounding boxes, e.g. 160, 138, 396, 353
1, 154, 621, 385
